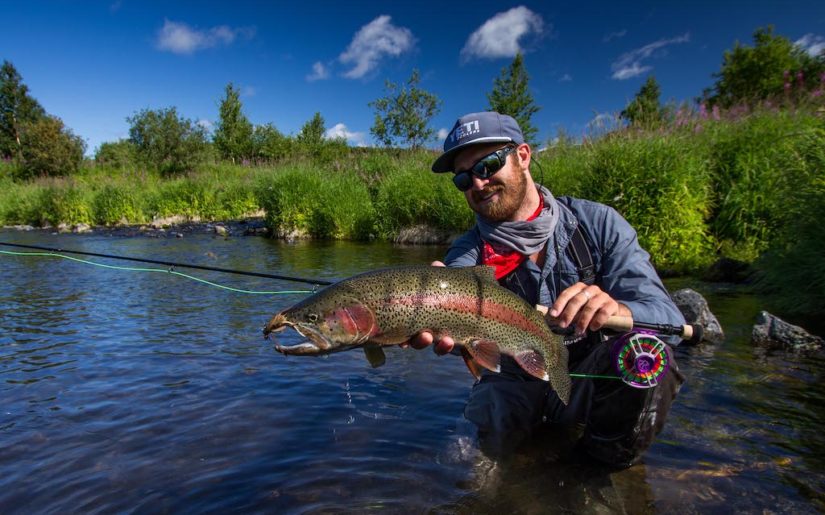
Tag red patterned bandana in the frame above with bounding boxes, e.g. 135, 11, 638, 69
481, 196, 545, 280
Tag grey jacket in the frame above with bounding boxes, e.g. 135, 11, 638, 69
444, 196, 685, 327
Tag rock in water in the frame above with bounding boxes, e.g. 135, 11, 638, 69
752, 311, 824, 353
671, 288, 724, 344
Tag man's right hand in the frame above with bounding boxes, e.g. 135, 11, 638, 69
407, 261, 455, 355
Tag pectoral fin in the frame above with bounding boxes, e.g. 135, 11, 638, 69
513, 349, 550, 381
363, 346, 386, 368
464, 339, 501, 374
460, 347, 483, 380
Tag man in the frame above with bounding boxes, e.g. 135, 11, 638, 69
411, 111, 685, 468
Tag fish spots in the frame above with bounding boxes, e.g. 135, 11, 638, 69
386, 292, 546, 339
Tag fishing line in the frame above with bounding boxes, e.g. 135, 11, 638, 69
0, 249, 315, 295
0, 241, 333, 286
569, 373, 621, 380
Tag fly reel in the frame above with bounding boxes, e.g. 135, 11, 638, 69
610, 331, 671, 389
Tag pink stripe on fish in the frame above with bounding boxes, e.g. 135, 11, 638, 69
387, 293, 545, 338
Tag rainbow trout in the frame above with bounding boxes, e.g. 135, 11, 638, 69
263, 265, 570, 404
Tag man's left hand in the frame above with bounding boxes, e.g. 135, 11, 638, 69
549, 282, 630, 335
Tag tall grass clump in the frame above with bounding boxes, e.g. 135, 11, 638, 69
92, 183, 145, 225
256, 167, 374, 240
0, 180, 41, 225
751, 124, 825, 315
534, 139, 590, 198
34, 180, 93, 226
700, 111, 822, 261
578, 134, 714, 273
373, 167, 473, 240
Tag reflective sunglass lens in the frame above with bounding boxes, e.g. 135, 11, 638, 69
453, 172, 473, 191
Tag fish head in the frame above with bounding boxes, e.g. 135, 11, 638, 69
263, 294, 377, 356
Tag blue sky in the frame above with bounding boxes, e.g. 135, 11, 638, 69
2, 1, 824, 155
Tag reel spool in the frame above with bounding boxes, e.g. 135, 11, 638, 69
610, 331, 671, 389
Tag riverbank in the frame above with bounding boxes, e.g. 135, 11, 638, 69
1, 109, 823, 316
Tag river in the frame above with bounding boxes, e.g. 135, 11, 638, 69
1, 230, 823, 513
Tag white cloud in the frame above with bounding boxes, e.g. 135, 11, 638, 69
197, 119, 213, 131
306, 61, 330, 82
559, 73, 572, 82
241, 85, 256, 97
461, 6, 545, 61
795, 34, 825, 57
339, 15, 415, 79
603, 29, 627, 43
326, 123, 367, 147
611, 33, 690, 80
437, 128, 449, 141
155, 19, 255, 55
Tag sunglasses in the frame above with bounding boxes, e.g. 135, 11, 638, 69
452, 145, 517, 191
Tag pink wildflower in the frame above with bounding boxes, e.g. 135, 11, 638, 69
797, 71, 805, 85
784, 70, 790, 80
699, 103, 708, 118
712, 105, 721, 120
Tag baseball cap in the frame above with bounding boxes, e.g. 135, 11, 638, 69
431, 111, 524, 172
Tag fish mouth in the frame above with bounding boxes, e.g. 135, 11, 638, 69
263, 313, 333, 355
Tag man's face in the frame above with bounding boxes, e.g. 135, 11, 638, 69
453, 143, 528, 222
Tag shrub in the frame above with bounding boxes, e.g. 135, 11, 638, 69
95, 139, 137, 169
16, 116, 85, 179
127, 107, 208, 175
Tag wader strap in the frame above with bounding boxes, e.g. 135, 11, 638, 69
567, 224, 596, 285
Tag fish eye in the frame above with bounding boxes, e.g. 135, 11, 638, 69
306, 313, 318, 322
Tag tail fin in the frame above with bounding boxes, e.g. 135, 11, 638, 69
549, 345, 571, 405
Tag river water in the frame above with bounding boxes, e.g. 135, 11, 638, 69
1, 230, 823, 514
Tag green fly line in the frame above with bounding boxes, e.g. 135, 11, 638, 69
0, 249, 314, 295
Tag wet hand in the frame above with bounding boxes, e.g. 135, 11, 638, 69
549, 282, 626, 335
407, 331, 455, 355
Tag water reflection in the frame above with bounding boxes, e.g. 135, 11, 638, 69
0, 230, 823, 513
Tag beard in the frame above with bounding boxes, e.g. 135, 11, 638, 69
468, 166, 528, 222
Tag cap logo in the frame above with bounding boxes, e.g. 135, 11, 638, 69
451, 120, 480, 143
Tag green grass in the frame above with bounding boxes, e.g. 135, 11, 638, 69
1, 112, 822, 315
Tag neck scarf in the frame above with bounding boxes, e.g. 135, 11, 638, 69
478, 185, 559, 279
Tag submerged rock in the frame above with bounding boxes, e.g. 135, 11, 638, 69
670, 288, 724, 344
214, 225, 229, 237
752, 311, 824, 353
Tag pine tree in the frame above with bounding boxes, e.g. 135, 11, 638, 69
213, 83, 253, 163
487, 53, 541, 144
0, 60, 46, 158
296, 112, 326, 148
620, 76, 663, 128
